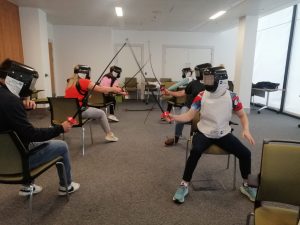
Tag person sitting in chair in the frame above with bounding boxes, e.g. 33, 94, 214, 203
165, 66, 257, 204
65, 65, 126, 142
100, 66, 122, 122
163, 63, 210, 146
162, 67, 194, 116
0, 59, 80, 196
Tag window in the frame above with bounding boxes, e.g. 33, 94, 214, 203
283, 4, 300, 117
252, 7, 293, 109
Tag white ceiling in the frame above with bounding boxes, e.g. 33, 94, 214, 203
10, 0, 300, 32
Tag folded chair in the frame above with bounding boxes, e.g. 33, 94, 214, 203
186, 111, 236, 191
246, 139, 300, 225
48, 97, 93, 156
144, 78, 159, 104
124, 77, 138, 100
0, 131, 69, 225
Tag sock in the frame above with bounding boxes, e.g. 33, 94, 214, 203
243, 182, 248, 187
180, 181, 188, 187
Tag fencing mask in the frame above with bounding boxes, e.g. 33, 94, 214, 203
0, 59, 39, 97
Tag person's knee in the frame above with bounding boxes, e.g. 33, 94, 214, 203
50, 140, 69, 154
96, 109, 106, 118
241, 148, 251, 161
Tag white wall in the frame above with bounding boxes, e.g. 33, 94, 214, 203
48, 23, 54, 42
51, 27, 238, 96
19, 7, 51, 98
113, 29, 237, 81
52, 26, 113, 96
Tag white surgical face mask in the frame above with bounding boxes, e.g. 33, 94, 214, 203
112, 71, 119, 78
77, 73, 86, 79
5, 76, 23, 97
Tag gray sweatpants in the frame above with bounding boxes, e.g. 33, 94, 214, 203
82, 107, 110, 134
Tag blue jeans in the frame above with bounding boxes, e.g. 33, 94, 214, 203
28, 140, 72, 186
175, 106, 189, 137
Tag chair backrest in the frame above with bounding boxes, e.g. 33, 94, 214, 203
163, 81, 176, 89
124, 77, 137, 88
88, 91, 106, 105
48, 97, 83, 127
0, 131, 28, 181
228, 80, 234, 91
257, 140, 300, 206
145, 78, 157, 83
175, 95, 187, 105
160, 78, 172, 83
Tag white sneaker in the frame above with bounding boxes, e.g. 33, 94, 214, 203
58, 182, 80, 196
105, 133, 119, 142
19, 184, 43, 196
108, 114, 119, 122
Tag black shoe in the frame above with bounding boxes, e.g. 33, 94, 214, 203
165, 136, 179, 146
165, 138, 175, 146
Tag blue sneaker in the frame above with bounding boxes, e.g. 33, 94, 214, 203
173, 185, 188, 204
240, 185, 257, 202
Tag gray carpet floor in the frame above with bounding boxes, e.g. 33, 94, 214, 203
0, 100, 299, 225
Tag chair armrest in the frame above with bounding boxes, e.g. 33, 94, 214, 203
248, 173, 259, 188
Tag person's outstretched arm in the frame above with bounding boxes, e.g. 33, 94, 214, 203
167, 78, 189, 91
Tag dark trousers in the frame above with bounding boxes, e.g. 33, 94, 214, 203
104, 95, 116, 115
183, 132, 251, 182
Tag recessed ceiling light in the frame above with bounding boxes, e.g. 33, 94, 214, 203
115, 7, 123, 17
209, 10, 226, 20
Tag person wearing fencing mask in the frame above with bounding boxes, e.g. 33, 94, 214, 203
99, 66, 123, 122
167, 67, 194, 92
163, 63, 209, 146
165, 66, 257, 204
74, 65, 91, 80
0, 58, 80, 196
0, 59, 39, 98
194, 63, 212, 81
181, 67, 193, 79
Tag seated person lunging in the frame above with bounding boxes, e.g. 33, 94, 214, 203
163, 67, 194, 115
166, 67, 256, 204
163, 63, 211, 146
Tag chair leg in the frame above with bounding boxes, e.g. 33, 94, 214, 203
232, 156, 237, 190
226, 155, 230, 169
89, 124, 93, 144
82, 127, 85, 156
246, 212, 254, 225
28, 184, 34, 225
186, 139, 190, 163
56, 161, 69, 201
147, 88, 150, 104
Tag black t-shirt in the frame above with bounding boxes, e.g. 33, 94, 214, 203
184, 80, 205, 108
0, 85, 63, 147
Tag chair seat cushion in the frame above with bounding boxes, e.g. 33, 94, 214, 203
255, 206, 298, 225
205, 145, 229, 155
30, 157, 63, 178
0, 157, 63, 183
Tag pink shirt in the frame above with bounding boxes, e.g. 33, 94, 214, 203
100, 77, 119, 87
